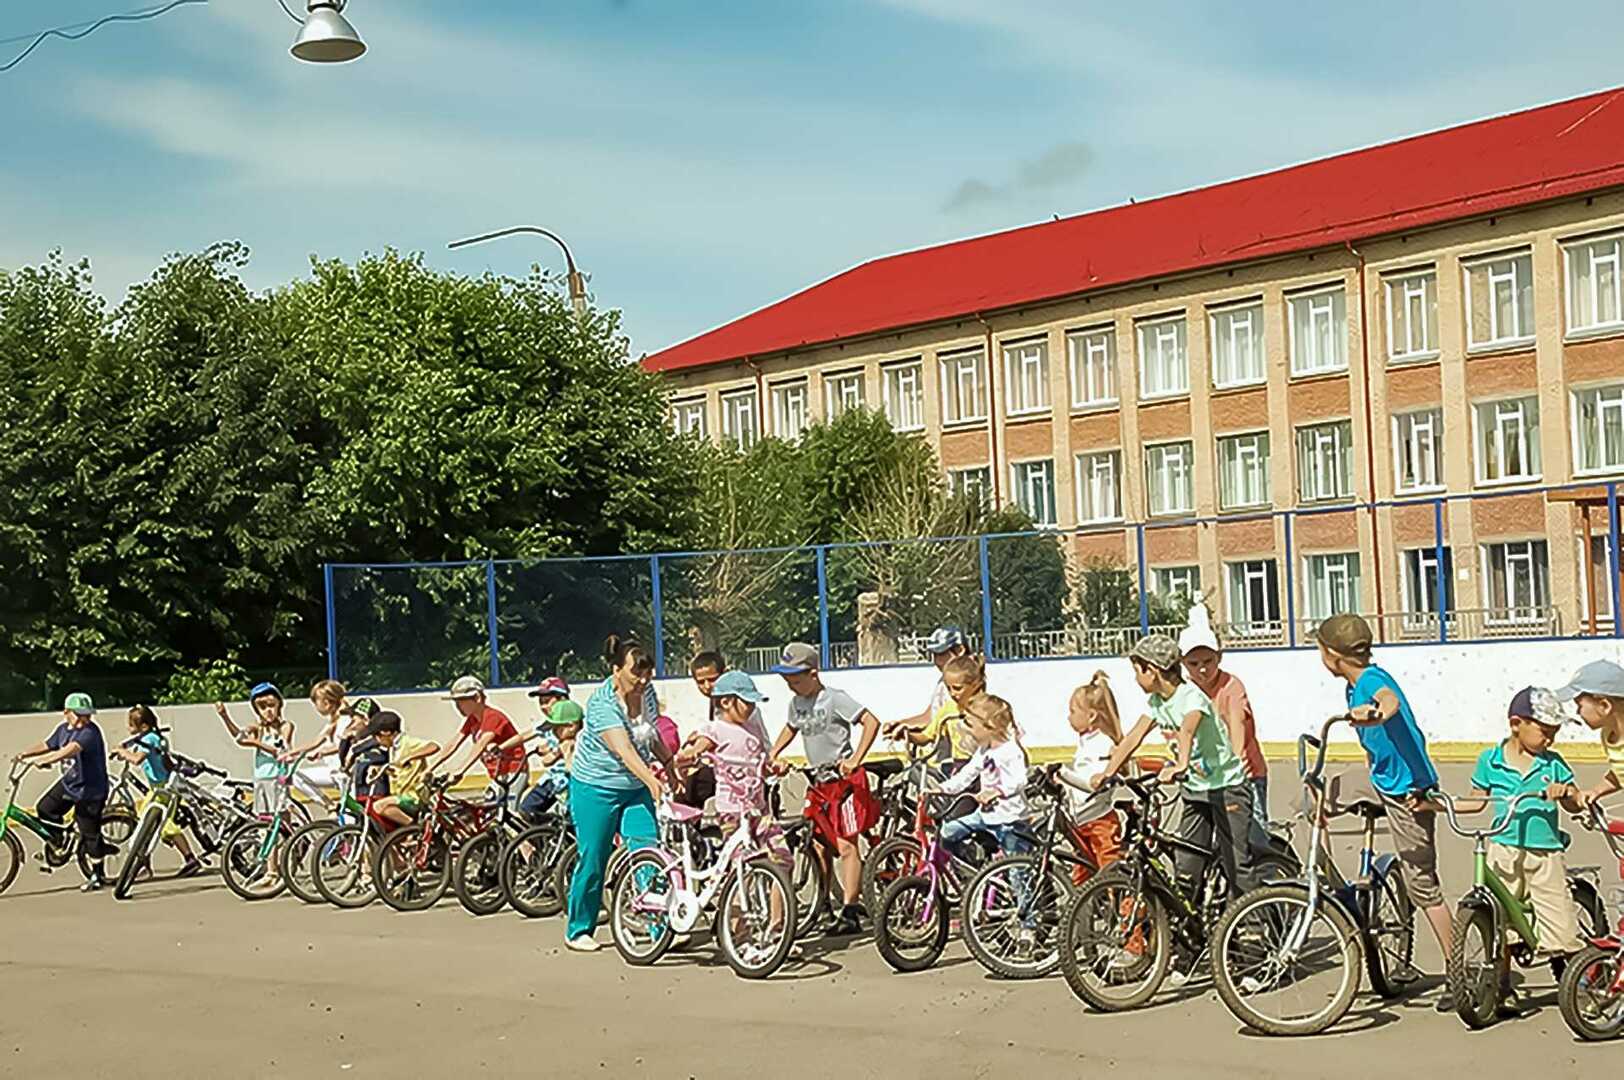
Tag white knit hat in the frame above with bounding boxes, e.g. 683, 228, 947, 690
1177, 602, 1220, 654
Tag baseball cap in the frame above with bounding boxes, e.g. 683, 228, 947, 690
249, 681, 283, 703
770, 642, 819, 675
1555, 659, 1624, 702
1176, 603, 1219, 655
1127, 634, 1181, 670
712, 669, 768, 704
527, 676, 571, 699
364, 710, 404, 737
444, 675, 485, 700
63, 692, 95, 716
347, 696, 381, 720
543, 699, 585, 726
923, 626, 967, 656
1314, 614, 1374, 657
1508, 686, 1566, 728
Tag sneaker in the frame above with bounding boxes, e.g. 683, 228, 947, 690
1496, 991, 1532, 1019
80, 874, 106, 893
564, 934, 601, 953
177, 858, 205, 879
828, 906, 862, 937
1434, 992, 1456, 1014
1550, 955, 1568, 983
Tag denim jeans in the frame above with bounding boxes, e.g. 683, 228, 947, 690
519, 776, 562, 822
1174, 784, 1255, 901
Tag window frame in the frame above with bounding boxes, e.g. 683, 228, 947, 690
1136, 314, 1189, 401
1295, 419, 1356, 503
1009, 458, 1058, 527
1462, 249, 1536, 353
1577, 533, 1618, 623
881, 359, 924, 433
1571, 383, 1624, 477
1150, 565, 1202, 604
670, 396, 707, 438
1472, 395, 1542, 486
1074, 449, 1123, 524
1225, 558, 1281, 637
1479, 539, 1551, 625
719, 386, 759, 451
769, 379, 809, 440
949, 465, 992, 508
1217, 430, 1271, 511
1400, 546, 1454, 626
1287, 285, 1349, 376
1208, 298, 1266, 389
1384, 268, 1439, 364
1391, 407, 1444, 494
823, 369, 865, 420
1002, 338, 1051, 417
1067, 325, 1118, 408
1563, 232, 1624, 339
1302, 551, 1363, 622
937, 348, 988, 427
1144, 440, 1196, 518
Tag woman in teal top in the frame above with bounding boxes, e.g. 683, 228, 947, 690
564, 633, 680, 951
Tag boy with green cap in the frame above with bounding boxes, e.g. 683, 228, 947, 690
498, 677, 585, 821
12, 693, 114, 891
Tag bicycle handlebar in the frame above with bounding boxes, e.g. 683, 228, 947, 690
1431, 789, 1548, 841
1296, 714, 1352, 786
1576, 801, 1624, 859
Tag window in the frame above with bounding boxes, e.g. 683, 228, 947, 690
1145, 441, 1195, 517
1385, 270, 1438, 362
670, 397, 706, 438
770, 380, 808, 440
719, 387, 758, 451
1226, 560, 1280, 635
1464, 251, 1535, 351
1210, 301, 1265, 387
1067, 327, 1117, 407
1577, 534, 1618, 625
1003, 340, 1050, 415
1574, 385, 1624, 475
1296, 421, 1354, 502
1137, 316, 1188, 399
938, 348, 987, 425
1074, 450, 1122, 523
1565, 233, 1624, 336
882, 361, 923, 432
1401, 546, 1454, 624
1010, 459, 1057, 526
1392, 409, 1444, 492
1474, 397, 1541, 483
1481, 540, 1550, 623
1151, 566, 1201, 603
949, 466, 992, 507
1218, 432, 1271, 510
824, 371, 865, 419
1288, 287, 1347, 375
1303, 553, 1362, 621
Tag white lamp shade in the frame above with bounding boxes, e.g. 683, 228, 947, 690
291, 5, 366, 63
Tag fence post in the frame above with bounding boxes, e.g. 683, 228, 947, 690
978, 536, 996, 660
323, 563, 338, 682
1609, 482, 1622, 639
816, 546, 831, 669
1134, 525, 1149, 636
1283, 513, 1297, 648
649, 555, 666, 678
1434, 499, 1449, 644
484, 559, 501, 688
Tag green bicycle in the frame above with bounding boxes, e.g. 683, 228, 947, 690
220, 753, 310, 901
1, 761, 135, 895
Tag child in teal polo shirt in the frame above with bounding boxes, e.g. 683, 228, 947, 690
1462, 686, 1586, 1014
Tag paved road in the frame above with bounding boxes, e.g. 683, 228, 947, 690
2, 763, 1619, 1079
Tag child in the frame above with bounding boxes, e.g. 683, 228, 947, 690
1179, 604, 1269, 830
282, 680, 377, 799
367, 711, 441, 826
768, 641, 882, 935
112, 705, 203, 877
505, 677, 584, 821
1315, 613, 1451, 1008
1556, 659, 1624, 807
1461, 687, 1585, 1015
934, 693, 1030, 858
685, 652, 776, 810
1053, 672, 1124, 886
215, 682, 296, 817
882, 626, 971, 750
430, 675, 529, 812
676, 670, 791, 872
887, 652, 983, 773
11, 693, 113, 891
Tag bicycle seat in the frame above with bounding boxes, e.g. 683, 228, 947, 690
663, 801, 704, 824
865, 757, 907, 781
1325, 772, 1386, 818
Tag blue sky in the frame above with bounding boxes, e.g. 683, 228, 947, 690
4, 1, 1624, 357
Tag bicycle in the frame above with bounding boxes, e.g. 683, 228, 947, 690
453, 783, 534, 915
370, 774, 500, 911
219, 753, 310, 901
1558, 801, 1624, 1040
499, 803, 576, 918
1057, 768, 1299, 1012
1, 761, 135, 895
1209, 715, 1415, 1035
281, 766, 372, 905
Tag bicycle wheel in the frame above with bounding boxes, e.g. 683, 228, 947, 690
281, 819, 337, 905
875, 874, 949, 973
1058, 869, 1171, 1012
961, 854, 1071, 980
313, 824, 380, 909
717, 858, 797, 979
371, 826, 451, 912
0, 831, 21, 896
502, 822, 566, 918
609, 848, 678, 966
1558, 945, 1624, 1041
862, 836, 919, 914
453, 828, 509, 916
1359, 868, 1415, 998
114, 804, 166, 900
789, 831, 829, 934
551, 839, 579, 908
1211, 883, 1363, 1036
1446, 902, 1506, 1029
221, 821, 286, 901
91, 809, 136, 891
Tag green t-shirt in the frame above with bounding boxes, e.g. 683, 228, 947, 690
1148, 682, 1247, 793
1469, 742, 1575, 852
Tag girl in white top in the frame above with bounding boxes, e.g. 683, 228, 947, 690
935, 693, 1030, 858
1052, 672, 1126, 884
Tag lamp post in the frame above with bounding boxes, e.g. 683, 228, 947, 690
286, 0, 366, 63
448, 226, 589, 320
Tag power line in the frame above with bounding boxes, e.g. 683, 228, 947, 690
1, 0, 208, 73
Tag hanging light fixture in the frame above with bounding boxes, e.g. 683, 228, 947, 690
290, 0, 365, 63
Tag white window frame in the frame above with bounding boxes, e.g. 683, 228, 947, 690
1564, 232, 1624, 338
1145, 441, 1195, 517
1463, 250, 1535, 352
1287, 286, 1348, 376
938, 348, 987, 426
1217, 431, 1271, 511
1067, 326, 1117, 408
770, 380, 808, 440
719, 387, 758, 451
1003, 339, 1051, 416
882, 360, 924, 433
1136, 315, 1189, 400
1392, 408, 1444, 493
1226, 559, 1281, 637
1401, 546, 1453, 626
1384, 269, 1439, 363
1150, 565, 1201, 602
1472, 396, 1541, 485
1074, 450, 1122, 524
824, 370, 865, 419
1572, 384, 1624, 476
1296, 420, 1355, 502
670, 397, 706, 438
949, 466, 992, 507
1209, 299, 1266, 388
1303, 552, 1362, 621
1010, 458, 1057, 527
1479, 539, 1550, 625
1577, 534, 1618, 624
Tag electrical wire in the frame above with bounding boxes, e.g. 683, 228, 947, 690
0, 0, 208, 73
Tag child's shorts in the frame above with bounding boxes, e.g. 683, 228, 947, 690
1378, 791, 1443, 908
135, 791, 184, 843
1487, 842, 1584, 957
720, 812, 792, 873
252, 778, 281, 817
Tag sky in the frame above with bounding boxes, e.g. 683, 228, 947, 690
4, 0, 1624, 358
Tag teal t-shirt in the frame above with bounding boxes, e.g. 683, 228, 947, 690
570, 679, 658, 792
1469, 741, 1575, 852
1148, 682, 1247, 793
135, 731, 170, 785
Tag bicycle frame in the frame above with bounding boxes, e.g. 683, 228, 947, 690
636, 804, 774, 934
1436, 789, 1550, 954
1, 764, 73, 846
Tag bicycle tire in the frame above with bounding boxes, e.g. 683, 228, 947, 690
281, 819, 337, 905
789, 832, 830, 934
874, 874, 949, 973
313, 824, 380, 908
371, 826, 450, 912
551, 839, 579, 910
961, 853, 1072, 980
0, 831, 21, 896
862, 836, 919, 915
1058, 869, 1172, 1012
1360, 867, 1415, 998
717, 858, 798, 979
609, 848, 678, 966
1558, 944, 1624, 1041
1446, 901, 1505, 1029
220, 821, 286, 901
1210, 882, 1363, 1036
113, 804, 165, 900
453, 828, 509, 916
1570, 877, 1610, 941
502, 822, 566, 919
89, 809, 136, 888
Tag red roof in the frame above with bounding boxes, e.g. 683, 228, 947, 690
646, 87, 1624, 374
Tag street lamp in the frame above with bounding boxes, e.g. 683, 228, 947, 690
448, 226, 590, 320
286, 1, 366, 63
